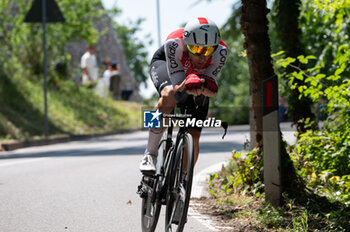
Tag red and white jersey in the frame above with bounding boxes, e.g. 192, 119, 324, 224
163, 28, 228, 86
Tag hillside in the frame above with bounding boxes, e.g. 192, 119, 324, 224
0, 69, 142, 144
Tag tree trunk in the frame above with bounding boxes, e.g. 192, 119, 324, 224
240, 0, 305, 197
275, 0, 316, 133
240, 0, 274, 148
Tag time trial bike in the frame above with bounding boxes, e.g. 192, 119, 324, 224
137, 102, 227, 232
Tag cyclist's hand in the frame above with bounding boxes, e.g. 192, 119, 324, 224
185, 74, 204, 96
201, 76, 218, 97
174, 78, 204, 96
187, 79, 206, 96
185, 74, 201, 90
174, 79, 186, 93
201, 86, 217, 97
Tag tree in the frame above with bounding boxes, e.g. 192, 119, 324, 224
272, 0, 316, 133
114, 18, 152, 86
0, 0, 105, 82
240, 0, 304, 200
240, 0, 274, 148
212, 4, 250, 125
193, 1, 251, 125
276, 0, 350, 205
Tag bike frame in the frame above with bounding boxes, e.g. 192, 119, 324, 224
157, 114, 189, 203
139, 99, 228, 232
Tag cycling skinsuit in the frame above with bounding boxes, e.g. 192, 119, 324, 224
149, 28, 228, 131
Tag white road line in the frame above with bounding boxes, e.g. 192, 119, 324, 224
190, 161, 229, 231
188, 204, 219, 232
0, 157, 50, 167
191, 161, 229, 198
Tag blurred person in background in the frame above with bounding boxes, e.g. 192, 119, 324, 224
81, 44, 98, 88
102, 58, 112, 88
109, 60, 121, 100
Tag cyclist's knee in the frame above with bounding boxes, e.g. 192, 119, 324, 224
160, 86, 176, 109
189, 129, 201, 141
151, 127, 165, 134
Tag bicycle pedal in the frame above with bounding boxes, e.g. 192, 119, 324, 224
136, 184, 147, 199
142, 176, 155, 186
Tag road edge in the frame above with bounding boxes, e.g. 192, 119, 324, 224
0, 128, 141, 151
190, 161, 229, 231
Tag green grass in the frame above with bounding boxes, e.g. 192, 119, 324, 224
0, 68, 142, 142
208, 159, 350, 232
208, 190, 349, 232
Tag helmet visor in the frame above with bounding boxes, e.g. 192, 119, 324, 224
186, 44, 218, 56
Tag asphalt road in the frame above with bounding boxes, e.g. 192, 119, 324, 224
0, 124, 296, 232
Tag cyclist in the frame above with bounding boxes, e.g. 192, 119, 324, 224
140, 17, 228, 175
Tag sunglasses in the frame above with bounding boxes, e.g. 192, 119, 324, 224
186, 44, 218, 56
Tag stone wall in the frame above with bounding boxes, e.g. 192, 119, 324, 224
65, 14, 143, 102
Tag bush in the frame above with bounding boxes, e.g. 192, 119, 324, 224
273, 36, 350, 205
290, 128, 350, 205
209, 148, 264, 197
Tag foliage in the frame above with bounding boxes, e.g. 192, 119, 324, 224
211, 4, 250, 125
0, 1, 150, 89
0, 63, 141, 141
269, 0, 318, 134
0, 1, 104, 82
0, 1, 144, 141
258, 197, 348, 231
143, 92, 159, 108
269, 0, 350, 81
113, 18, 152, 86
291, 130, 350, 204
206, 0, 350, 230
209, 148, 264, 197
208, 160, 349, 231
299, 0, 350, 77
270, 0, 350, 206
0, 66, 141, 140
273, 50, 350, 205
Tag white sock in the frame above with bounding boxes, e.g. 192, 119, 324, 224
145, 127, 165, 156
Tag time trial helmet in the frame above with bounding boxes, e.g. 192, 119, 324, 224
183, 17, 220, 56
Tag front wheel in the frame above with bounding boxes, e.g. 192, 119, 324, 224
165, 133, 194, 232
141, 177, 162, 232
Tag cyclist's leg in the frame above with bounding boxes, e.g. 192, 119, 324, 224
181, 95, 209, 171
146, 60, 176, 155
140, 60, 176, 174
145, 85, 175, 154
187, 128, 201, 166
179, 128, 201, 177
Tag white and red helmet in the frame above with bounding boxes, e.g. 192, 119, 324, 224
183, 17, 220, 47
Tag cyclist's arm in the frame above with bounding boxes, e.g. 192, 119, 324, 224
199, 44, 229, 97
203, 44, 229, 81
164, 38, 186, 91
